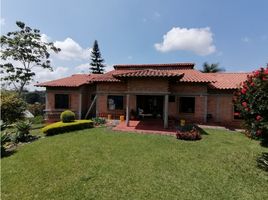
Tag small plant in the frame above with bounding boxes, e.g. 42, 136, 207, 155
92, 117, 106, 126
60, 110, 75, 123
1, 131, 11, 156
30, 115, 44, 124
176, 124, 202, 141
14, 120, 32, 142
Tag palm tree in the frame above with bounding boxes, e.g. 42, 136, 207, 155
201, 62, 225, 73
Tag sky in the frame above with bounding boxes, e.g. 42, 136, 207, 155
1, 0, 268, 90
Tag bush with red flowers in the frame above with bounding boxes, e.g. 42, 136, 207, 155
176, 124, 202, 141
233, 66, 268, 144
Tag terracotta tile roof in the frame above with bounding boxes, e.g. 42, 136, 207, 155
113, 69, 184, 78
114, 63, 195, 70
35, 74, 100, 87
207, 73, 250, 89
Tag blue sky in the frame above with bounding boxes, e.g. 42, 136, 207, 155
1, 0, 268, 89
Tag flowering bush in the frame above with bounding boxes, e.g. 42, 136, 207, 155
233, 66, 268, 143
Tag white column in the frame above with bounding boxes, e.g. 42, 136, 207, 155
204, 95, 208, 123
126, 94, 130, 126
164, 94, 169, 129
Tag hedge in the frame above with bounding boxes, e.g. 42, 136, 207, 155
42, 120, 93, 136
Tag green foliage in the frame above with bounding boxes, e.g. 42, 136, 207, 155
90, 40, 105, 74
27, 103, 45, 116
60, 110, 75, 122
41, 120, 93, 136
0, 21, 61, 95
30, 115, 44, 125
92, 117, 106, 126
201, 62, 225, 73
1, 131, 11, 156
14, 120, 32, 142
23, 91, 45, 104
0, 91, 27, 124
234, 66, 268, 143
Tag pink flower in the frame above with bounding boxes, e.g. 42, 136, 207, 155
242, 102, 247, 107
256, 115, 262, 121
241, 88, 247, 94
244, 107, 250, 112
256, 130, 262, 136
254, 70, 260, 77
250, 82, 255, 87
263, 77, 267, 81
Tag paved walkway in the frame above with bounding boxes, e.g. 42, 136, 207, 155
112, 119, 177, 136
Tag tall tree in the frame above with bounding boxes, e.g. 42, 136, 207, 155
0, 21, 60, 96
90, 40, 105, 74
201, 62, 225, 73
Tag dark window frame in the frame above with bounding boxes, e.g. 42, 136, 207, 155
179, 97, 195, 113
107, 95, 124, 110
55, 94, 70, 109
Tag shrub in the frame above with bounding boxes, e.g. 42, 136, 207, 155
176, 125, 202, 141
92, 117, 106, 126
27, 103, 45, 116
14, 120, 32, 142
233, 66, 268, 144
30, 115, 44, 124
0, 91, 27, 124
60, 110, 75, 123
42, 120, 93, 136
1, 131, 11, 156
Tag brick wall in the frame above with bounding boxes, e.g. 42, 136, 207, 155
128, 78, 168, 93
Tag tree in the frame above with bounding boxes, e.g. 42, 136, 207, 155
0, 21, 60, 96
201, 62, 225, 73
90, 40, 105, 74
233, 66, 268, 145
0, 91, 27, 124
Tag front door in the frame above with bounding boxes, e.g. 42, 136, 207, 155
136, 95, 163, 118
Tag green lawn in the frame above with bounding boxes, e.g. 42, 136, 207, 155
1, 128, 268, 200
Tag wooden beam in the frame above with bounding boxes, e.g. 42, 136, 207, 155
85, 95, 97, 119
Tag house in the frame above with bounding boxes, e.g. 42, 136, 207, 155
36, 63, 249, 128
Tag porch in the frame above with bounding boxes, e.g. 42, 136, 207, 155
113, 119, 177, 136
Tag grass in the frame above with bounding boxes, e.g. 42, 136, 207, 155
1, 128, 268, 200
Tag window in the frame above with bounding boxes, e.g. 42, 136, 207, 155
179, 97, 195, 113
169, 95, 175, 102
55, 94, 69, 109
107, 95, 123, 110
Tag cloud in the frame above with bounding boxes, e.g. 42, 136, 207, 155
0, 17, 5, 26
241, 36, 250, 43
154, 27, 216, 56
75, 63, 90, 73
53, 37, 91, 60
40, 34, 50, 43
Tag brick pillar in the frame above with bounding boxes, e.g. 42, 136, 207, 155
164, 94, 169, 129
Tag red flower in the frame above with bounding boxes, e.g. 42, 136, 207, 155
242, 102, 247, 107
256, 115, 262, 121
254, 70, 260, 77
256, 130, 262, 136
244, 107, 250, 112
263, 77, 267, 81
265, 68, 268, 75
241, 88, 247, 94
250, 82, 255, 87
